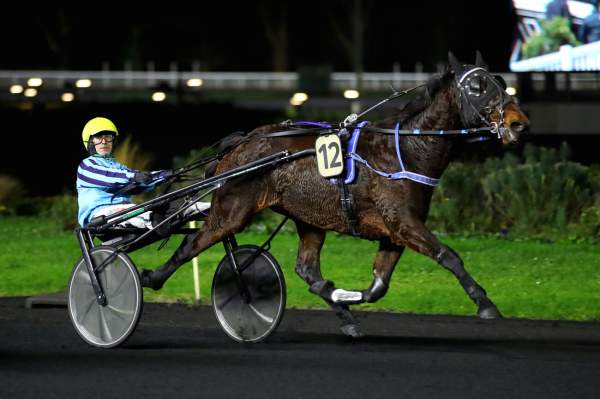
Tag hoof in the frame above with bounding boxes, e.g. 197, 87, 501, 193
340, 323, 364, 338
477, 303, 502, 319
140, 269, 162, 291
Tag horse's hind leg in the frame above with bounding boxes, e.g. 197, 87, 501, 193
294, 221, 362, 337
392, 217, 501, 319
141, 195, 256, 290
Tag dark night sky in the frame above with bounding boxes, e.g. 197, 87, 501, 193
0, 1, 527, 196
0, 1, 517, 72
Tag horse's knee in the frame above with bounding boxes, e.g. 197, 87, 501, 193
362, 276, 389, 303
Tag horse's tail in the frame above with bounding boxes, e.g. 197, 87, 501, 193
204, 130, 248, 177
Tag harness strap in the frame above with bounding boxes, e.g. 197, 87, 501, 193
346, 122, 440, 187
344, 121, 368, 184
355, 126, 494, 136
264, 127, 332, 138
264, 121, 495, 138
337, 178, 359, 236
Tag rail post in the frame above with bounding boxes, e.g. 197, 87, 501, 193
189, 220, 201, 302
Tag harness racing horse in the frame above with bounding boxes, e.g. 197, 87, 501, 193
141, 52, 530, 337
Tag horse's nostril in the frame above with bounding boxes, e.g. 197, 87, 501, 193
510, 121, 526, 132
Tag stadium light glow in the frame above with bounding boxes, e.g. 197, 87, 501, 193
506, 87, 517, 96
24, 88, 38, 97
186, 78, 203, 87
62, 92, 75, 102
344, 89, 360, 99
27, 78, 43, 87
290, 92, 308, 106
152, 91, 166, 102
9, 85, 23, 94
76, 79, 92, 88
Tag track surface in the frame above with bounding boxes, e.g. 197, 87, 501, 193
1, 297, 600, 399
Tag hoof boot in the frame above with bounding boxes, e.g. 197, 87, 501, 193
340, 323, 364, 338
477, 304, 502, 319
140, 269, 163, 291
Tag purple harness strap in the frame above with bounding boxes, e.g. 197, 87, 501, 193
291, 120, 439, 187
293, 121, 333, 128
344, 121, 369, 184
345, 122, 440, 187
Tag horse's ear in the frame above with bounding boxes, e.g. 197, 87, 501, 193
448, 51, 464, 76
475, 50, 488, 69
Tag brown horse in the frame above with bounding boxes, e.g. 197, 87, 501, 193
141, 52, 529, 337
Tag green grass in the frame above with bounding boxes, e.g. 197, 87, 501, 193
1, 216, 600, 321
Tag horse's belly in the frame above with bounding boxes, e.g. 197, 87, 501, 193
273, 162, 388, 239
278, 172, 347, 229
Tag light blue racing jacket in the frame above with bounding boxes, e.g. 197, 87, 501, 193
76, 155, 165, 226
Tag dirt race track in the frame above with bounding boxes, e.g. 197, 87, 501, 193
1, 297, 599, 399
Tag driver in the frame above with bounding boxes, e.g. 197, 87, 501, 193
76, 117, 209, 228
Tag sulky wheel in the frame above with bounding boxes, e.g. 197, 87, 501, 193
68, 246, 143, 348
212, 244, 286, 343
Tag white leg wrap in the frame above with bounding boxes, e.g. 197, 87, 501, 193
331, 289, 363, 303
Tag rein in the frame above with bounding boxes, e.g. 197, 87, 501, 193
266, 75, 508, 140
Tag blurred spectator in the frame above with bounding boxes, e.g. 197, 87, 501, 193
546, 0, 573, 24
579, 0, 600, 44
546, 0, 576, 40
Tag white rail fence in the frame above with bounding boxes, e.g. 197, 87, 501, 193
511, 41, 600, 72
0, 70, 519, 92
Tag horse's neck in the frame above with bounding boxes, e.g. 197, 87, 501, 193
405, 85, 461, 131
390, 84, 461, 179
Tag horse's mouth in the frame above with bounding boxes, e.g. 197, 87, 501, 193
502, 128, 520, 145
501, 119, 530, 144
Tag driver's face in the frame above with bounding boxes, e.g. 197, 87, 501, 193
93, 135, 113, 156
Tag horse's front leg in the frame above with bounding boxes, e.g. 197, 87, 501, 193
294, 220, 362, 337
317, 238, 404, 305
361, 239, 404, 303
391, 216, 501, 319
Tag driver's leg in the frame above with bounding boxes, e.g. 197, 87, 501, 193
181, 201, 211, 219
91, 204, 152, 229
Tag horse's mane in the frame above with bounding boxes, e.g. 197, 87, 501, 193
386, 68, 454, 125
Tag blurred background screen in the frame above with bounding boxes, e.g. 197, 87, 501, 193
511, 0, 600, 71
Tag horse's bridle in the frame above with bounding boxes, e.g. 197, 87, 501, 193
455, 67, 513, 140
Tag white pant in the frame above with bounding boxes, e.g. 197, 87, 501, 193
91, 202, 211, 229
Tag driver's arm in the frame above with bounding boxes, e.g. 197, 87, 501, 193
77, 158, 166, 192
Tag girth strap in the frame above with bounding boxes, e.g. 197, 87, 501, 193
337, 178, 359, 237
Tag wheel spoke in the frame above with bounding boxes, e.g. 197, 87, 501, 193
74, 268, 92, 286
248, 303, 274, 324
107, 269, 130, 298
106, 304, 135, 318
76, 297, 97, 325
99, 307, 114, 342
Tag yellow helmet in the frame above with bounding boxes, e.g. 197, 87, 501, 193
82, 117, 119, 149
